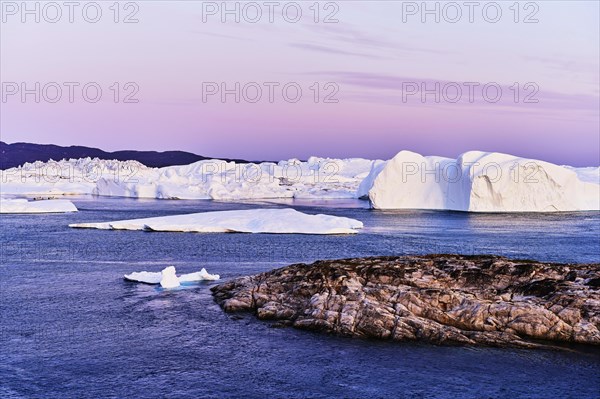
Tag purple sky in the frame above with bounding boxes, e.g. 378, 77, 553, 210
1, 1, 599, 165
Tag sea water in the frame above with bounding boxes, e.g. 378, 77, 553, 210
1, 197, 599, 398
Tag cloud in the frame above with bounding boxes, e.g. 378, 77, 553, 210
190, 30, 254, 42
523, 55, 599, 75
288, 42, 383, 59
305, 23, 450, 55
309, 71, 600, 114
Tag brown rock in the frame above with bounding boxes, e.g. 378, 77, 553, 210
211, 255, 600, 348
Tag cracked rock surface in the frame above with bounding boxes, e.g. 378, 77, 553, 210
211, 255, 600, 348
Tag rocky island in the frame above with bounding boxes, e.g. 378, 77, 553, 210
212, 255, 600, 348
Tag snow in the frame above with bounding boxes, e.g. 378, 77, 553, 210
366, 151, 600, 212
124, 266, 220, 287
70, 208, 364, 234
0, 198, 78, 213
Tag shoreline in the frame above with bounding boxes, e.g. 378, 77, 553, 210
212, 254, 600, 348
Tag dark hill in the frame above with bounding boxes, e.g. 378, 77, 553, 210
0, 142, 250, 169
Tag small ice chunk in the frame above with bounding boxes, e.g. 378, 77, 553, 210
124, 266, 220, 286
160, 266, 180, 289
179, 268, 220, 282
123, 271, 161, 284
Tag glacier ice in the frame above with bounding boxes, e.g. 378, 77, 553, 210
0, 157, 376, 200
124, 266, 220, 286
0, 198, 78, 214
2, 151, 598, 213
71, 208, 364, 234
178, 268, 221, 282
160, 266, 180, 289
365, 151, 600, 212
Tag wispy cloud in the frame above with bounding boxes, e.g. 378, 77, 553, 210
310, 71, 600, 113
305, 23, 450, 56
523, 55, 599, 75
288, 42, 384, 59
190, 30, 254, 42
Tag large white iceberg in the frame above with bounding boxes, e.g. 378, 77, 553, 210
70, 208, 364, 234
124, 266, 220, 288
366, 151, 600, 212
0, 198, 78, 213
2, 151, 598, 213
0, 156, 376, 200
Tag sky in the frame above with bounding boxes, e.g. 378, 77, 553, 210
1, 1, 599, 165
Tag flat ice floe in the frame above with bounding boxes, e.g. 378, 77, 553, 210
0, 198, 78, 214
124, 266, 220, 288
70, 208, 363, 234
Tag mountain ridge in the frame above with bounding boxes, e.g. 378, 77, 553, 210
0, 141, 253, 169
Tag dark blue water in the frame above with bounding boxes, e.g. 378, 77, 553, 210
1, 197, 599, 399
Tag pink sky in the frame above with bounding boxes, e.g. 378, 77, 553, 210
1, 1, 599, 165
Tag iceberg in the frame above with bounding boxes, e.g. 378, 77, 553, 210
365, 151, 600, 212
0, 158, 141, 196
178, 268, 221, 282
2, 152, 598, 213
0, 198, 78, 214
356, 160, 387, 199
159, 266, 180, 289
123, 271, 163, 284
70, 208, 363, 234
0, 157, 376, 200
124, 266, 220, 287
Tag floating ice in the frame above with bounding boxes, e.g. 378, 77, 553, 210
365, 151, 600, 212
160, 266, 180, 289
123, 271, 163, 284
0, 156, 376, 200
2, 152, 598, 213
124, 266, 220, 287
0, 198, 78, 214
70, 208, 363, 234
178, 268, 221, 282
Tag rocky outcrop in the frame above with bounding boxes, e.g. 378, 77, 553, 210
211, 255, 600, 348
